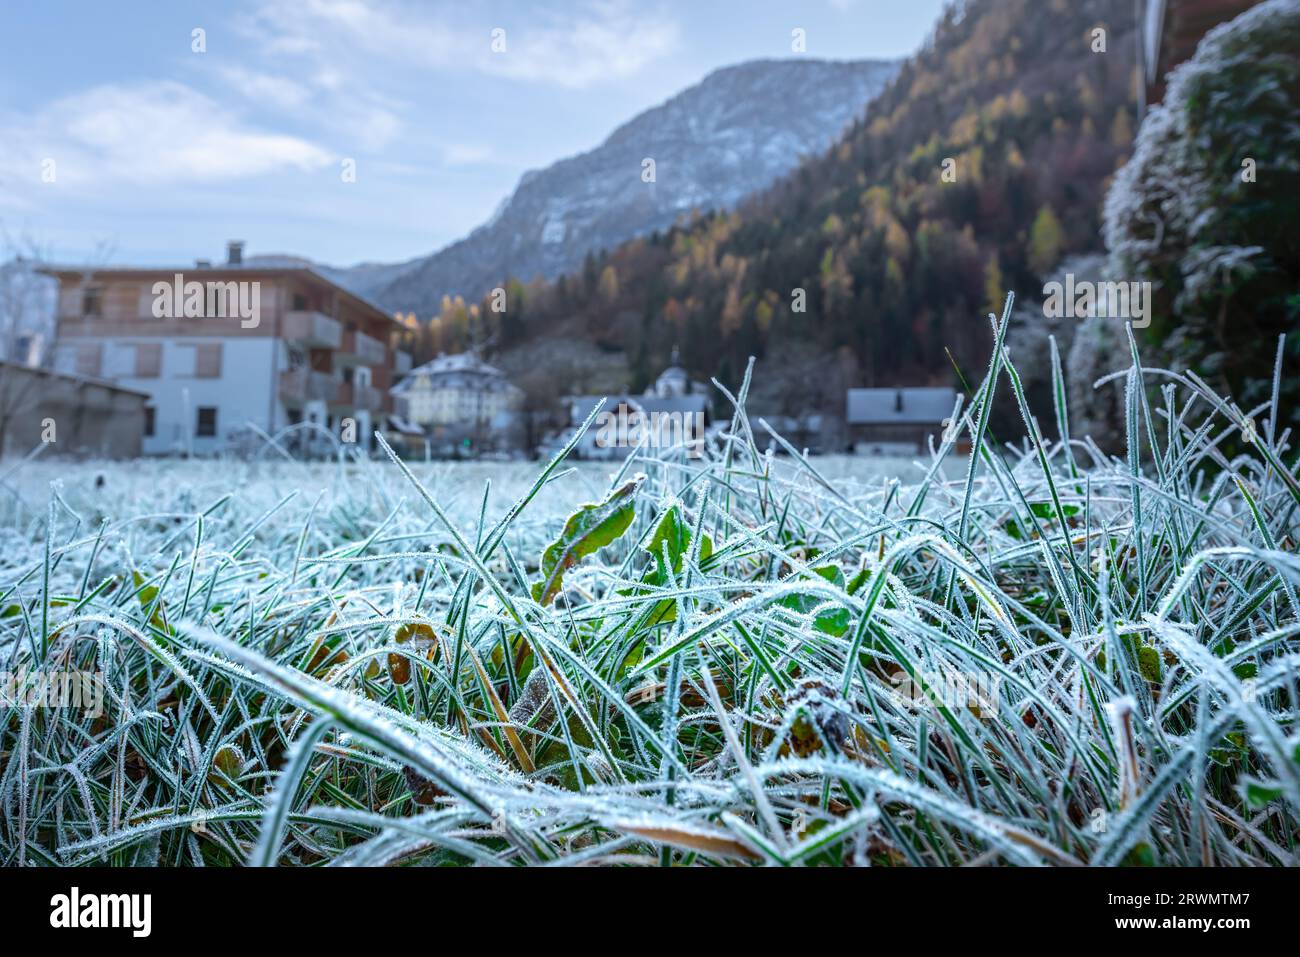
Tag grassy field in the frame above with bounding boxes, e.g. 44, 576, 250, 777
2, 330, 1298, 866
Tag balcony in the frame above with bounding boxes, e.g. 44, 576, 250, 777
340, 329, 386, 366
394, 350, 412, 375
282, 311, 342, 348
280, 368, 340, 403
337, 381, 385, 411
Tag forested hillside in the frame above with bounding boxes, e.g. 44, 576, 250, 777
403, 0, 1139, 412
1103, 0, 1300, 441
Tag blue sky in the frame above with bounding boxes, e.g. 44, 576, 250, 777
0, 0, 947, 267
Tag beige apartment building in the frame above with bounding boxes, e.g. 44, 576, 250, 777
42, 243, 412, 455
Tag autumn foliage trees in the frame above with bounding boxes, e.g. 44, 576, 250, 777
423, 0, 1139, 409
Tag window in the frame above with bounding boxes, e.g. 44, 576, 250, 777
194, 343, 222, 378
143, 407, 156, 438
135, 342, 162, 378
292, 293, 308, 311
196, 407, 217, 437
82, 287, 103, 317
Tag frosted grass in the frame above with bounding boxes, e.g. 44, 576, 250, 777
1, 307, 1297, 866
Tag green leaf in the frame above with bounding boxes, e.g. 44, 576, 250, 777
1136, 645, 1161, 684
1208, 731, 1249, 767
847, 568, 870, 596
1121, 842, 1155, 867
645, 504, 691, 569
132, 569, 170, 633
781, 564, 850, 637
644, 504, 713, 572
1243, 778, 1284, 810
1097, 634, 1161, 683
623, 503, 716, 627
532, 475, 643, 606
1029, 501, 1079, 520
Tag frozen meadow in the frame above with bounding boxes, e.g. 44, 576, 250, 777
1, 336, 1298, 866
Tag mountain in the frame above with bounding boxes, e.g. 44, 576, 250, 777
366, 58, 899, 315
240, 253, 407, 303
438, 0, 1140, 420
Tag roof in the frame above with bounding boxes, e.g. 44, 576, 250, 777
846, 388, 956, 425
36, 263, 402, 329
391, 352, 520, 395
407, 352, 508, 377
0, 360, 151, 399
645, 360, 711, 399
385, 415, 425, 436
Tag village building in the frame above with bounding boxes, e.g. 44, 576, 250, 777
761, 413, 828, 455
40, 242, 412, 455
563, 354, 711, 460
390, 351, 524, 455
846, 387, 958, 455
0, 359, 149, 458
380, 414, 427, 459
642, 349, 712, 400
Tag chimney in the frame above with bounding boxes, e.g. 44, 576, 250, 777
226, 241, 244, 266
195, 258, 212, 269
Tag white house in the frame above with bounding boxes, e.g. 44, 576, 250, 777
390, 351, 524, 453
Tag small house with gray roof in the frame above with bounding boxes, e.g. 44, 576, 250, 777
846, 387, 958, 455
561, 353, 711, 460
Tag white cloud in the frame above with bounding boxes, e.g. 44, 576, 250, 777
208, 61, 401, 150
349, 101, 401, 145
0, 81, 332, 189
442, 143, 496, 166
216, 67, 312, 109
238, 0, 458, 67
482, 6, 681, 88
241, 0, 680, 89
312, 68, 346, 92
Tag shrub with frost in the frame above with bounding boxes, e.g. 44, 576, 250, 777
1104, 0, 1300, 421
